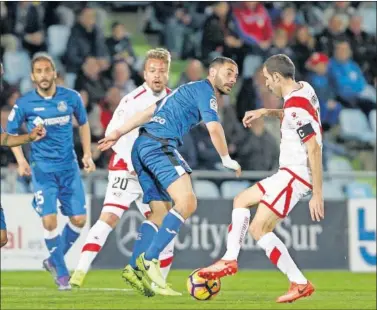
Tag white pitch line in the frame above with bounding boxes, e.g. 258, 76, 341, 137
1, 286, 133, 292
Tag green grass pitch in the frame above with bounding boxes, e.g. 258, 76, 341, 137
1, 270, 375, 309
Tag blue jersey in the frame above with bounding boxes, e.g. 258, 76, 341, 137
7, 86, 88, 172
143, 79, 220, 145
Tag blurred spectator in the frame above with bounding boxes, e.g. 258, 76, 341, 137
218, 95, 249, 159
64, 6, 109, 74
323, 1, 355, 29
316, 14, 348, 56
112, 61, 136, 97
106, 22, 136, 66
328, 40, 376, 114
357, 2, 376, 35
74, 57, 112, 113
267, 29, 295, 60
306, 52, 342, 130
235, 77, 259, 122
3, 86, 21, 108
292, 25, 316, 77
163, 3, 206, 59
232, 2, 273, 52
9, 2, 46, 56
99, 87, 122, 131
276, 5, 298, 42
295, 3, 325, 35
345, 14, 376, 84
238, 117, 279, 171
178, 133, 199, 169
175, 59, 204, 87
201, 2, 234, 66
0, 2, 19, 57
190, 123, 221, 170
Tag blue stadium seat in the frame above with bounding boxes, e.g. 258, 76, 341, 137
345, 182, 374, 199
3, 50, 31, 84
220, 181, 251, 199
47, 25, 71, 58
322, 180, 345, 200
339, 109, 375, 143
193, 180, 220, 199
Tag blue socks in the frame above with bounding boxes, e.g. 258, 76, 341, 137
130, 221, 158, 269
61, 222, 81, 255
44, 232, 69, 277
145, 210, 184, 261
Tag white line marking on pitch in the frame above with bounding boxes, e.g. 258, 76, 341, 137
1, 286, 133, 292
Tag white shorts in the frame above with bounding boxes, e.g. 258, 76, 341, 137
103, 170, 151, 218
257, 167, 312, 218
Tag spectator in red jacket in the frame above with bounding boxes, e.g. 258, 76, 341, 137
276, 5, 298, 42
232, 2, 273, 52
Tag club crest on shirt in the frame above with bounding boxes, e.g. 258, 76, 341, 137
210, 98, 218, 112
57, 101, 68, 112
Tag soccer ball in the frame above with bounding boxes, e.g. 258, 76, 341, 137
187, 268, 221, 300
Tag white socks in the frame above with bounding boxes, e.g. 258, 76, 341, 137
76, 220, 113, 273
257, 232, 307, 284
222, 208, 250, 261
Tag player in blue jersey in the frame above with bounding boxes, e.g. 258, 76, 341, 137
1, 124, 46, 247
99, 56, 241, 292
7, 53, 96, 290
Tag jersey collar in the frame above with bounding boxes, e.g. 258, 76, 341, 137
35, 86, 58, 100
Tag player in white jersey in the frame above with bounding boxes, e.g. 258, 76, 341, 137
199, 54, 324, 303
70, 49, 179, 296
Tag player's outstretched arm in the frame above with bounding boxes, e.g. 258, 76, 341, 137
79, 122, 96, 173
206, 121, 241, 177
243, 108, 283, 128
1, 125, 46, 147
305, 137, 324, 222
98, 103, 157, 151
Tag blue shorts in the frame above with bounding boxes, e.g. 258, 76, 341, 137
132, 131, 192, 204
0, 206, 6, 230
31, 164, 86, 217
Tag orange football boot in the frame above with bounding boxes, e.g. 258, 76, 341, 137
198, 260, 238, 280
276, 281, 315, 303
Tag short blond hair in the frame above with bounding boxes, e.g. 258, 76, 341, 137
144, 48, 171, 70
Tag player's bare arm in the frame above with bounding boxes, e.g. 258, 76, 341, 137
1, 125, 46, 147
98, 103, 157, 151
206, 121, 241, 177
305, 136, 324, 222
79, 122, 96, 173
243, 108, 283, 128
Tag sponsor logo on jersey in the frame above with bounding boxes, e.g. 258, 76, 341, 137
151, 116, 166, 125
57, 101, 68, 112
44, 115, 70, 126
210, 98, 218, 112
34, 107, 45, 112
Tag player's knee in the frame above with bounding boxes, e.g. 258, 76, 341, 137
183, 191, 197, 214
99, 213, 119, 229
0, 232, 7, 248
173, 191, 197, 216
249, 221, 264, 241
147, 209, 168, 227
70, 215, 86, 228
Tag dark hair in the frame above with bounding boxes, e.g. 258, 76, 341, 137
111, 22, 123, 30
209, 56, 237, 69
264, 54, 295, 79
31, 52, 56, 72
